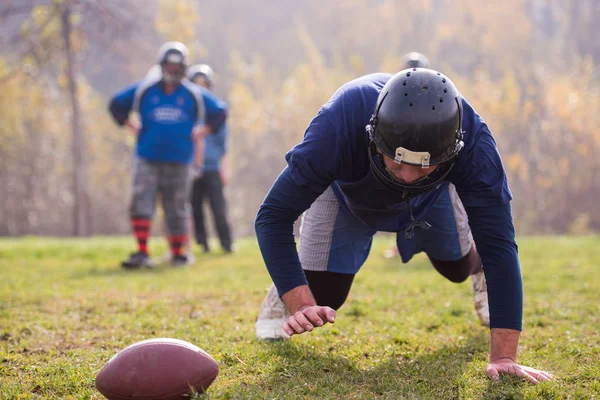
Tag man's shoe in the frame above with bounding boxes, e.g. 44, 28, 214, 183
171, 254, 192, 267
255, 284, 290, 340
471, 271, 490, 327
121, 252, 152, 269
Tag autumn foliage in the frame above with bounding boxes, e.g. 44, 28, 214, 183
0, 0, 598, 236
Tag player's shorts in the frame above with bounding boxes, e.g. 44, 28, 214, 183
129, 158, 193, 235
299, 182, 473, 274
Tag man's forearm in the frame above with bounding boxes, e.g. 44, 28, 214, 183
490, 328, 519, 362
194, 134, 205, 168
281, 285, 317, 314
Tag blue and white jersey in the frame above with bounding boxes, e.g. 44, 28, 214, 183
109, 69, 227, 165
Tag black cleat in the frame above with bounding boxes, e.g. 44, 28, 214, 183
121, 252, 152, 269
171, 254, 191, 267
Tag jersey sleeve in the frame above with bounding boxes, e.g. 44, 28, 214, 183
449, 101, 522, 330
256, 88, 365, 296
449, 127, 512, 207
201, 89, 228, 133
466, 203, 523, 330
108, 83, 138, 126
285, 94, 359, 192
255, 167, 323, 296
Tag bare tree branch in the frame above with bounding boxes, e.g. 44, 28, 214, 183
0, 0, 50, 18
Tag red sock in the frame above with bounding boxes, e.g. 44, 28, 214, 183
132, 218, 151, 254
169, 235, 186, 256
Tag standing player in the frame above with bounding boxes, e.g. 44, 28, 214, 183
188, 64, 234, 254
108, 42, 227, 268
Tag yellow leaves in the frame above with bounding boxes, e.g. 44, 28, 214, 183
348, 55, 364, 76
558, 158, 569, 177
568, 214, 591, 235
156, 0, 205, 59
295, 21, 326, 77
228, 81, 269, 139
380, 55, 406, 75
576, 143, 590, 157
536, 176, 554, 189
505, 153, 529, 182
544, 61, 600, 146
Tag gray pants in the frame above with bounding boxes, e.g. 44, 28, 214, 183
130, 158, 193, 235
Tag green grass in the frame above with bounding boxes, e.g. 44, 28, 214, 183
0, 235, 599, 399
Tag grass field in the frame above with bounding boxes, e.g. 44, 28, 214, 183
0, 235, 599, 399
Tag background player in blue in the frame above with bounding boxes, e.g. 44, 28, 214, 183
108, 42, 227, 268
188, 64, 234, 254
254, 68, 553, 383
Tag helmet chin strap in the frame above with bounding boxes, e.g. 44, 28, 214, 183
404, 197, 431, 239
368, 143, 433, 239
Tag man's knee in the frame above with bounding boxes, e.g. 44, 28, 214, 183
428, 246, 481, 283
304, 270, 354, 310
129, 198, 155, 219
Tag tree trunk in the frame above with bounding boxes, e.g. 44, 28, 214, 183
61, 1, 90, 236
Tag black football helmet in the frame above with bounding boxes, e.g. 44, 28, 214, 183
402, 52, 431, 69
367, 68, 464, 198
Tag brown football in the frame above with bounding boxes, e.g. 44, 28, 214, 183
95, 338, 219, 400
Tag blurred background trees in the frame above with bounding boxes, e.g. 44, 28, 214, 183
0, 0, 598, 236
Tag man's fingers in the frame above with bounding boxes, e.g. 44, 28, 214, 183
486, 365, 500, 382
488, 363, 553, 385
522, 367, 553, 381
286, 316, 306, 334
516, 368, 538, 385
301, 308, 323, 327
505, 364, 538, 384
537, 371, 553, 381
293, 311, 315, 332
318, 307, 336, 323
282, 322, 294, 336
282, 306, 338, 338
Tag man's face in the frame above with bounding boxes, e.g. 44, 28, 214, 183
163, 62, 184, 76
382, 154, 438, 184
192, 76, 210, 89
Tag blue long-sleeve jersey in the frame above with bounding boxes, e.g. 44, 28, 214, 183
203, 124, 227, 172
255, 73, 523, 331
108, 77, 227, 164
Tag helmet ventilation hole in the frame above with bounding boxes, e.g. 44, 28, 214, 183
403, 81, 407, 86
442, 78, 446, 83
406, 71, 411, 76
405, 93, 408, 96
440, 98, 444, 103
409, 103, 413, 107
443, 88, 448, 93
432, 106, 436, 110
